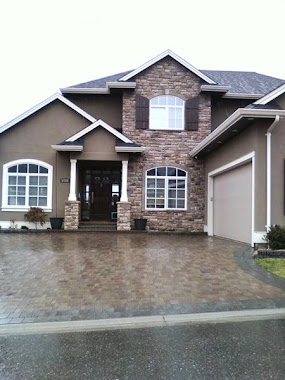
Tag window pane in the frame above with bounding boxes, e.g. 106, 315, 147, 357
156, 189, 165, 198
168, 179, 176, 188
29, 187, 38, 196
156, 179, 165, 188
147, 169, 155, 176
39, 177, 47, 186
147, 189, 155, 198
147, 199, 155, 208
17, 197, 25, 206
8, 196, 16, 205
176, 98, 183, 106
168, 96, 175, 105
151, 97, 158, 105
157, 167, 166, 176
158, 95, 167, 105
8, 165, 17, 173
177, 190, 185, 199
29, 197, 37, 206
39, 187, 47, 196
18, 176, 26, 185
8, 186, 16, 195
168, 189, 176, 198
156, 198, 165, 208
29, 164, 38, 173
18, 164, 27, 173
8, 176, 17, 185
18, 186, 26, 196
167, 167, 176, 176
169, 118, 176, 129
39, 197, 47, 206
177, 200, 185, 208
168, 199, 176, 208
29, 176, 38, 185
151, 107, 167, 128
112, 184, 119, 193
178, 169, 186, 177
178, 180, 185, 189
147, 178, 155, 188
39, 166, 48, 173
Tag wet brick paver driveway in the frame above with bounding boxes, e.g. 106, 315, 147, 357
0, 233, 285, 323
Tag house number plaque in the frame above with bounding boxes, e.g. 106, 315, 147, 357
60, 178, 70, 183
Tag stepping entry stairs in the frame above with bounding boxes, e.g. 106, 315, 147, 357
78, 221, 117, 232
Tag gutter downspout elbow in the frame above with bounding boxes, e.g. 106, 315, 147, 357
266, 115, 280, 232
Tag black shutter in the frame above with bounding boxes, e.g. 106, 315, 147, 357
185, 96, 199, 131
136, 94, 149, 129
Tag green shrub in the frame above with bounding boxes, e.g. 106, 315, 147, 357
24, 207, 46, 229
265, 225, 285, 250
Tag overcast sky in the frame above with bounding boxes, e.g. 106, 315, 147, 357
0, 0, 284, 126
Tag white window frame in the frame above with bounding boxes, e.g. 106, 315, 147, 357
145, 166, 187, 211
149, 95, 185, 130
2, 159, 53, 212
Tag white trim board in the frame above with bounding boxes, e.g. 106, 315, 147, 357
66, 119, 133, 144
207, 152, 255, 247
0, 93, 96, 134
119, 50, 216, 84
61, 81, 136, 94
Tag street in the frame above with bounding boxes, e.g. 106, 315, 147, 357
1, 318, 285, 379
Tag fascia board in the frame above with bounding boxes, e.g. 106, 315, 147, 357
200, 85, 231, 93
253, 83, 285, 105
66, 119, 133, 144
60, 82, 136, 95
119, 49, 216, 84
190, 108, 285, 157
115, 146, 145, 153
223, 93, 264, 99
51, 145, 83, 152
0, 93, 96, 134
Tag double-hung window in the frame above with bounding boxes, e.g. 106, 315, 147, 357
2, 159, 53, 211
145, 166, 187, 210
149, 95, 184, 130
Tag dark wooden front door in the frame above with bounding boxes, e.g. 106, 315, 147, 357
81, 168, 120, 221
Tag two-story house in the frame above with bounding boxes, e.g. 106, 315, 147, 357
1, 50, 285, 246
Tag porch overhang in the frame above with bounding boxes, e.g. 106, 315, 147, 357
51, 144, 83, 152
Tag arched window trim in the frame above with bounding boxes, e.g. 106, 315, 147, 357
145, 166, 187, 211
149, 95, 185, 130
2, 159, 53, 212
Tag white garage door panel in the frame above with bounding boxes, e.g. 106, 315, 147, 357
213, 163, 252, 243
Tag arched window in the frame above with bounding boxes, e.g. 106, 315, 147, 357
149, 95, 184, 130
2, 159, 53, 211
145, 166, 187, 210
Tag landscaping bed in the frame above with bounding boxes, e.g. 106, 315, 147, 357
255, 258, 285, 279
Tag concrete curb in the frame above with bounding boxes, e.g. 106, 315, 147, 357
1, 308, 285, 336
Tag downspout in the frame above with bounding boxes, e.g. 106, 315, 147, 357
266, 115, 280, 232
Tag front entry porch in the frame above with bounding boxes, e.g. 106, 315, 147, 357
64, 159, 131, 231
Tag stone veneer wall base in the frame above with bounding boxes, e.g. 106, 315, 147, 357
64, 201, 80, 230
117, 202, 131, 231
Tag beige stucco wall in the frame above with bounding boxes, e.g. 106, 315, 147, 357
65, 93, 122, 129
0, 100, 90, 222
204, 121, 270, 232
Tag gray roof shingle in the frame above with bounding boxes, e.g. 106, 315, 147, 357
66, 68, 285, 96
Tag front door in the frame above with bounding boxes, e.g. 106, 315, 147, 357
81, 169, 120, 221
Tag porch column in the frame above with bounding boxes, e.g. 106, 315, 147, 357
68, 159, 77, 201
120, 160, 128, 202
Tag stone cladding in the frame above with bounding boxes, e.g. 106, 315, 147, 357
117, 202, 131, 231
64, 201, 80, 230
122, 57, 211, 232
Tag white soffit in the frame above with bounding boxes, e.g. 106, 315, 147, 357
119, 50, 216, 84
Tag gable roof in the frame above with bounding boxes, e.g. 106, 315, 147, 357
0, 93, 96, 134
65, 119, 133, 144
253, 83, 285, 105
119, 50, 216, 84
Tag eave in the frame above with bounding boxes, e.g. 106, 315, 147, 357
61, 81, 136, 95
190, 108, 285, 158
51, 145, 83, 152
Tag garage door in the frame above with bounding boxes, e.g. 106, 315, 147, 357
213, 163, 252, 244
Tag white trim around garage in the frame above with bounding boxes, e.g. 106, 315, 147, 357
207, 152, 255, 246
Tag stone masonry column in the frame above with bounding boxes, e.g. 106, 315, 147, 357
64, 159, 80, 230
117, 160, 131, 231
117, 202, 131, 231
64, 201, 80, 230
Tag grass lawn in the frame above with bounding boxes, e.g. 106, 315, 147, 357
256, 258, 285, 279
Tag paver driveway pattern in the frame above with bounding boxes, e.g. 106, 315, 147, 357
0, 233, 284, 323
